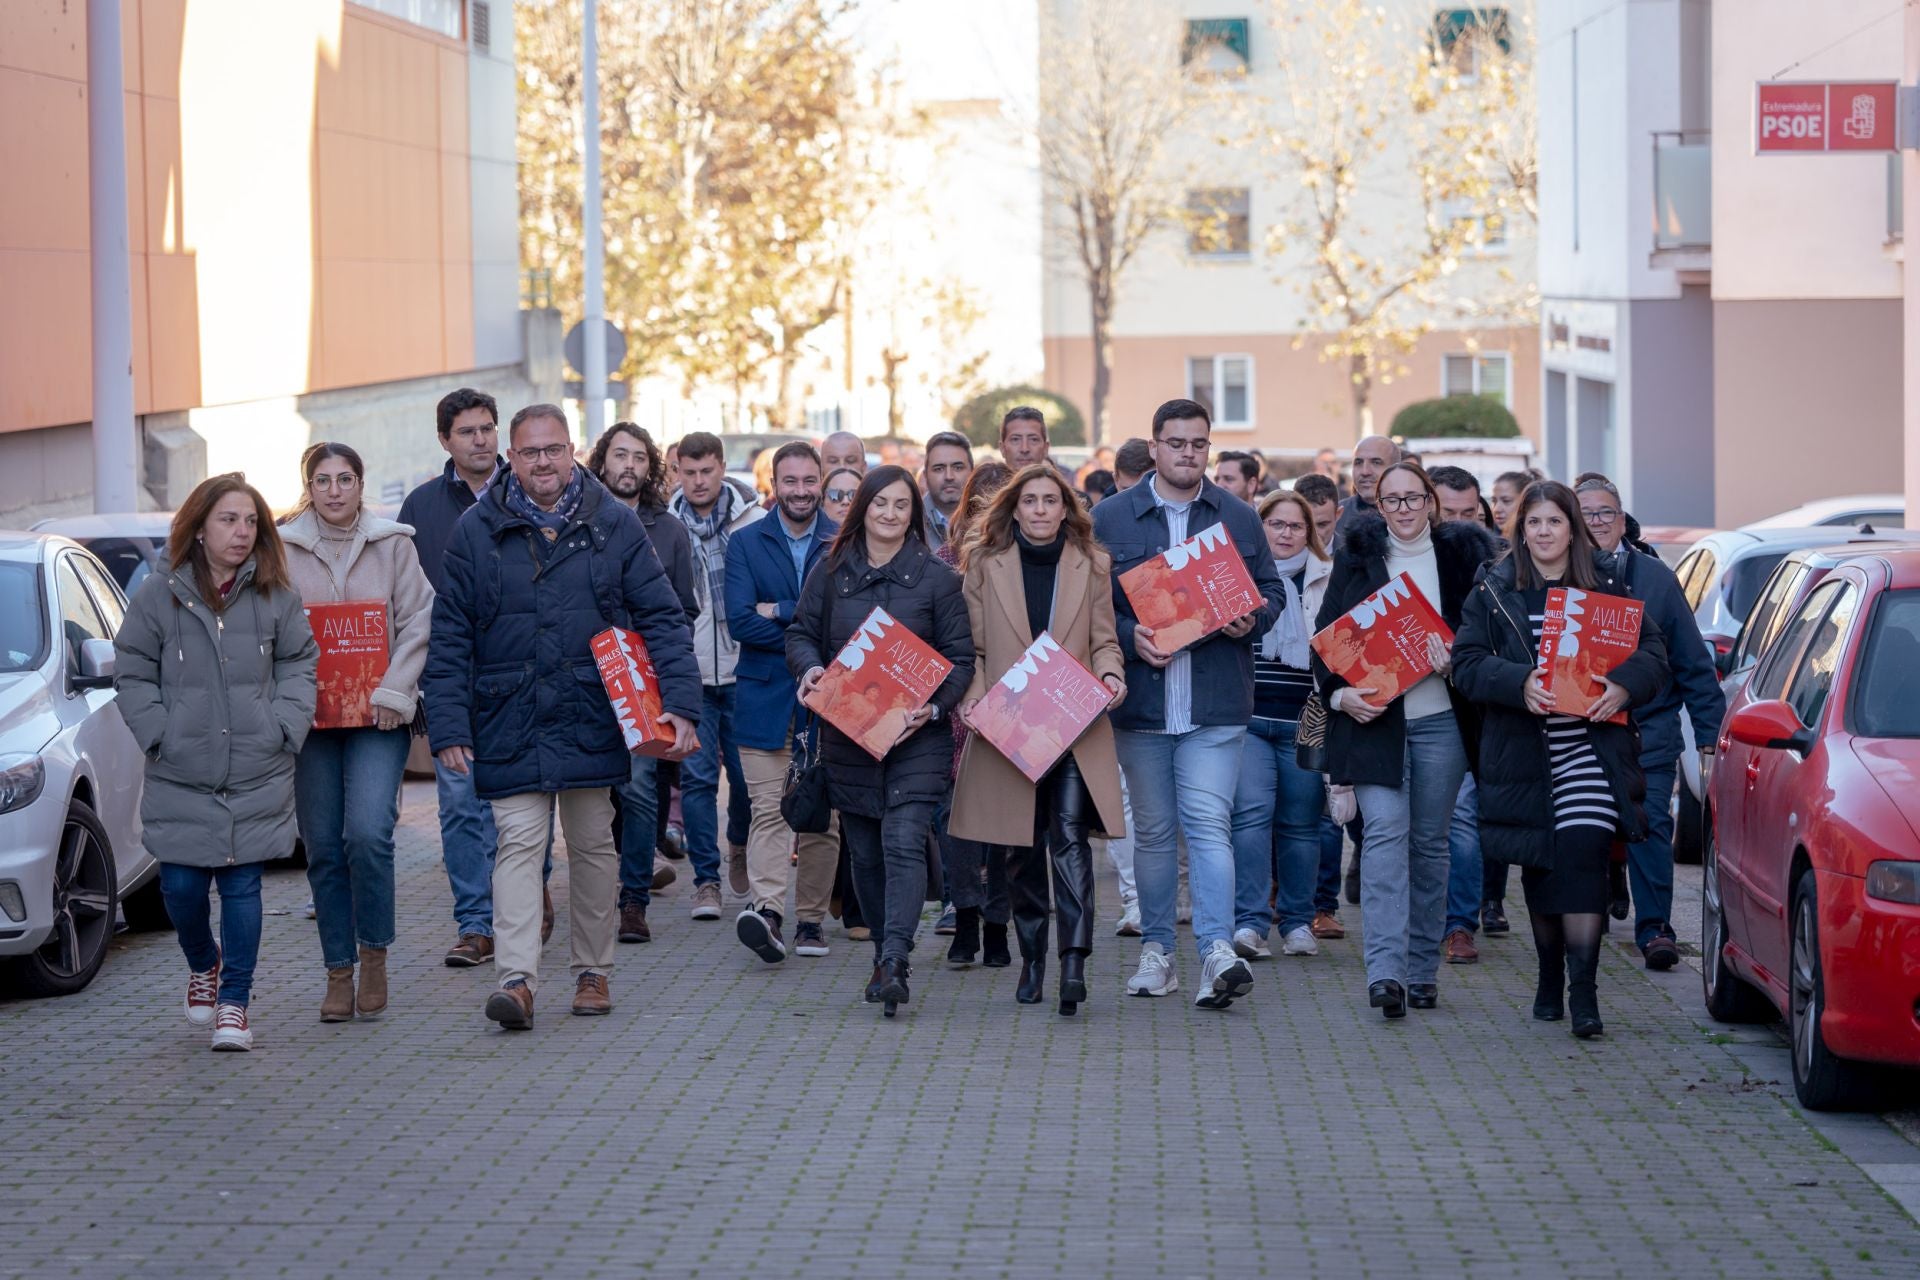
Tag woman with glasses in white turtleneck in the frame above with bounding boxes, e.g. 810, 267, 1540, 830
1312, 462, 1497, 1020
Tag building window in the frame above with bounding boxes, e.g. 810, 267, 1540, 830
1187, 355, 1254, 429
1441, 199, 1508, 254
350, 0, 464, 40
1182, 18, 1251, 78
1432, 7, 1512, 78
1187, 188, 1251, 258
1443, 352, 1509, 403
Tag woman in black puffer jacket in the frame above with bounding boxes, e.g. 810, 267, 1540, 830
1452, 480, 1670, 1040
788, 466, 974, 1015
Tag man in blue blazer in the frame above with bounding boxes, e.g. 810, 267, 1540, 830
724, 441, 841, 963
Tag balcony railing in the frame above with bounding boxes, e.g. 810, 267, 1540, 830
1652, 130, 1711, 251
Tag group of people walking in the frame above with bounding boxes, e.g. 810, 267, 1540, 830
118, 385, 1722, 1049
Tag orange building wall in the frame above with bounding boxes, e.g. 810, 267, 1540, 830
1043, 326, 1543, 452
0, 0, 476, 435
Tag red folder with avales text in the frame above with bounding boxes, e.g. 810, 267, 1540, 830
802, 606, 953, 761
966, 632, 1110, 783
591, 626, 679, 757
1117, 521, 1261, 652
306, 600, 389, 730
1310, 572, 1452, 708
1539, 587, 1642, 725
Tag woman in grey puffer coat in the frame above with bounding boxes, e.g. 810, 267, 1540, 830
114, 474, 318, 1052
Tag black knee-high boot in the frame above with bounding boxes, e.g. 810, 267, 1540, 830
1529, 911, 1566, 1021
1564, 911, 1605, 1038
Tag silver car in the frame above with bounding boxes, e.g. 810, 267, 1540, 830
0, 534, 152, 996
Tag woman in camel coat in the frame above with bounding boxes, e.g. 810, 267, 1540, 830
950, 464, 1126, 1015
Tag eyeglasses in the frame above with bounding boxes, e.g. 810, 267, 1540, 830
825, 488, 857, 503
1158, 437, 1210, 453
1378, 493, 1429, 513
310, 474, 359, 492
1582, 507, 1621, 526
514, 444, 573, 462
1264, 518, 1308, 536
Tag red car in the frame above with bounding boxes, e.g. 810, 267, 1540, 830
1702, 549, 1920, 1109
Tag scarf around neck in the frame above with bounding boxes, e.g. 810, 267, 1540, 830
1260, 547, 1313, 667
504, 466, 585, 535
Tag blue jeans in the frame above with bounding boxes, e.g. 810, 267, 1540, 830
1352, 711, 1468, 987
1445, 774, 1483, 937
1314, 815, 1343, 914
1115, 725, 1245, 961
296, 727, 410, 969
679, 684, 742, 887
1230, 718, 1321, 937
617, 753, 661, 908
436, 758, 500, 937
1628, 761, 1678, 948
160, 862, 263, 1007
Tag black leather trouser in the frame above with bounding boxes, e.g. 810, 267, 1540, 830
1006, 756, 1096, 961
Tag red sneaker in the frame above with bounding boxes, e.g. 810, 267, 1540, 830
185, 947, 221, 1026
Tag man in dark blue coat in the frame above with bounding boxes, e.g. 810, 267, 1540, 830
1577, 477, 1726, 971
424, 404, 701, 1029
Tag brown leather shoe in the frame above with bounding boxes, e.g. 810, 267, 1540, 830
1310, 910, 1346, 940
618, 901, 651, 944
571, 972, 611, 1016
484, 980, 533, 1030
356, 946, 388, 1017
321, 966, 355, 1022
542, 886, 555, 945
1444, 928, 1480, 964
444, 933, 495, 967
727, 843, 749, 898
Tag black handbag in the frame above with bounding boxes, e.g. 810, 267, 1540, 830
1295, 690, 1329, 773
780, 714, 832, 834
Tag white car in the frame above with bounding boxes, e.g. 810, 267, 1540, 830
1742, 494, 1904, 531
0, 533, 153, 997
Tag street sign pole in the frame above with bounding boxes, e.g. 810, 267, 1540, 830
1906, 15, 1920, 522
87, 0, 139, 513
581, 0, 607, 444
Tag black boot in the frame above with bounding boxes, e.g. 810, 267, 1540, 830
981, 921, 1012, 968
1368, 979, 1406, 1019
1568, 952, 1603, 1038
1016, 956, 1046, 1004
1532, 927, 1566, 1021
947, 907, 980, 967
1481, 899, 1511, 935
1058, 950, 1088, 1016
864, 963, 886, 1004
876, 957, 911, 1018
1607, 861, 1630, 922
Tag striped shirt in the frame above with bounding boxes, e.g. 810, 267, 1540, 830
1525, 588, 1618, 833
1252, 568, 1314, 722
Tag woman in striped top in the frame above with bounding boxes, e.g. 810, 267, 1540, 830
1452, 482, 1671, 1039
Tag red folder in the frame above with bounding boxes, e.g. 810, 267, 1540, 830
305, 600, 389, 730
1117, 521, 1261, 652
591, 626, 679, 757
1539, 587, 1642, 724
802, 606, 953, 761
1310, 572, 1452, 708
966, 632, 1111, 783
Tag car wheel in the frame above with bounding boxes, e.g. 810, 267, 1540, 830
1701, 818, 1773, 1024
1673, 775, 1703, 865
119, 874, 173, 932
4, 801, 119, 998
1789, 869, 1879, 1111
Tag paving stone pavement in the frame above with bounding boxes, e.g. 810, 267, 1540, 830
4, 782, 1919, 1279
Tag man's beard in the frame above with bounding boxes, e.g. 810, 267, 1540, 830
780, 494, 817, 524
604, 468, 642, 499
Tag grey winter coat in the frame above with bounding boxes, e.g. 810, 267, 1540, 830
114, 560, 319, 868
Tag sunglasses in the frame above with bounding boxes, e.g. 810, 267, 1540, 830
825, 488, 857, 503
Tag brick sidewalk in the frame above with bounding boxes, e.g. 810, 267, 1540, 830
2, 782, 1916, 1278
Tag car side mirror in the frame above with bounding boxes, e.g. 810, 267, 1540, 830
1726, 699, 1812, 753
1713, 646, 1735, 678
72, 637, 116, 691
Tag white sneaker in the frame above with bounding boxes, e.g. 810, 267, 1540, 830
1232, 928, 1272, 960
1126, 941, 1178, 997
689, 882, 723, 920
1195, 940, 1253, 1010
210, 1003, 253, 1051
1114, 900, 1142, 937
303, 899, 316, 920
184, 950, 220, 1026
1280, 925, 1319, 957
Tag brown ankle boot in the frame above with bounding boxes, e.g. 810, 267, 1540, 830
321, 966, 355, 1022
356, 946, 388, 1018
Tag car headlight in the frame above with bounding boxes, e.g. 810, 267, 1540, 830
1866, 861, 1920, 905
0, 756, 45, 815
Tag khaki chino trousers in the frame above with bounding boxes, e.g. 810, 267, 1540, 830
738, 745, 838, 924
491, 787, 618, 993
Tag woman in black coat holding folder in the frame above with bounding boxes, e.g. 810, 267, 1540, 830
788, 466, 974, 1016
1451, 480, 1670, 1039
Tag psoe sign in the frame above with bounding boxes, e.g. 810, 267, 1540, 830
1755, 81, 1897, 154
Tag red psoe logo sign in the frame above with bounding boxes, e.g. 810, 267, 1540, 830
1756, 81, 1897, 154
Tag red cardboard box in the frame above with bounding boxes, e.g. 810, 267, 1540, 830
591, 626, 679, 757
1310, 572, 1453, 708
305, 600, 389, 730
1539, 587, 1642, 725
965, 631, 1111, 783
802, 606, 953, 761
1118, 521, 1261, 652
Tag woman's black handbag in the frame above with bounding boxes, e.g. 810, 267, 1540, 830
1295, 691, 1330, 773
780, 717, 833, 834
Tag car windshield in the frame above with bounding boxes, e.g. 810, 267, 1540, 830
77, 536, 162, 593
0, 562, 48, 672
1852, 590, 1920, 738
1723, 552, 1790, 622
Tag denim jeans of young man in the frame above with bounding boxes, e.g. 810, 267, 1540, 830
616, 753, 661, 909
1352, 711, 1467, 987
436, 757, 500, 937
1229, 718, 1321, 938
1314, 815, 1343, 914
295, 726, 410, 969
1114, 725, 1245, 962
160, 862, 264, 1007
841, 799, 936, 964
1445, 773, 1483, 937
679, 683, 743, 887
1628, 761, 1678, 949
